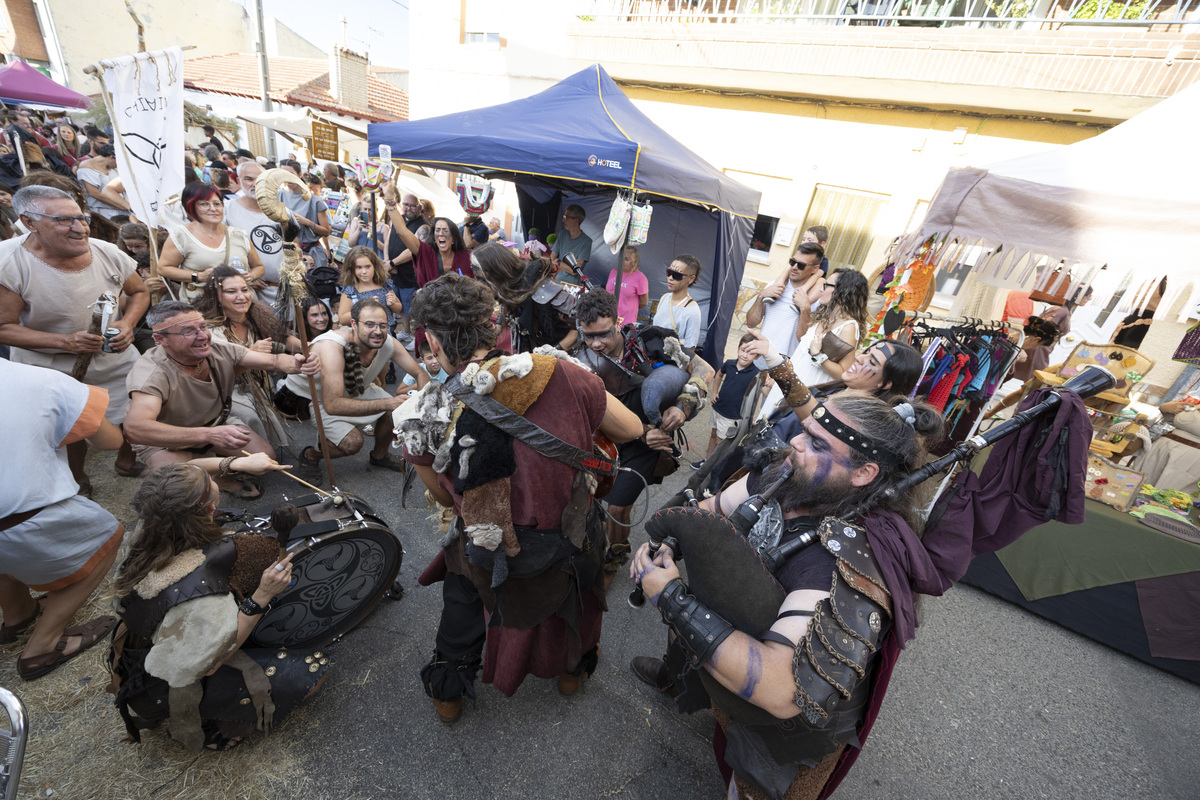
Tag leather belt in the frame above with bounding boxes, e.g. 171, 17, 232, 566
0, 505, 46, 532
1164, 432, 1200, 448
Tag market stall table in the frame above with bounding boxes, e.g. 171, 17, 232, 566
962, 498, 1200, 685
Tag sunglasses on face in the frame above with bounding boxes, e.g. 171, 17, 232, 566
789, 258, 810, 268
666, 269, 692, 281
823, 281, 837, 289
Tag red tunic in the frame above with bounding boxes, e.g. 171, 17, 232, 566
409, 358, 609, 696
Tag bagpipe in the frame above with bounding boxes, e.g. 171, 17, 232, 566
627, 364, 1117, 724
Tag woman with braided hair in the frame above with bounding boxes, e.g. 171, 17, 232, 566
194, 266, 300, 453
110, 455, 330, 751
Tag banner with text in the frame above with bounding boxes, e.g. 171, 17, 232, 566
97, 47, 185, 229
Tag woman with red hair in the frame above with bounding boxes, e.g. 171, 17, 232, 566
156, 183, 265, 302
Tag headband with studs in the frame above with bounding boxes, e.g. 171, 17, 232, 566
811, 404, 905, 467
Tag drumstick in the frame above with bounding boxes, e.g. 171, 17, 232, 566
241, 450, 331, 497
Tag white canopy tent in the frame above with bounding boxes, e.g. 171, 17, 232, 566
910, 80, 1200, 327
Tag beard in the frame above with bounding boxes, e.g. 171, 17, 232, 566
746, 445, 855, 515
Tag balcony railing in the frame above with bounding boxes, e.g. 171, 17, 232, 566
578, 0, 1200, 28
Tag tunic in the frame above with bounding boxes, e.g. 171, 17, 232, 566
408, 359, 608, 696
0, 360, 122, 588
224, 200, 283, 306
125, 340, 249, 460
0, 234, 139, 423
284, 329, 396, 443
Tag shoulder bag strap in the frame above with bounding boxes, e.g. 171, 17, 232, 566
445, 374, 616, 479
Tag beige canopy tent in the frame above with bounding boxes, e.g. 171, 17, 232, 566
907, 80, 1200, 327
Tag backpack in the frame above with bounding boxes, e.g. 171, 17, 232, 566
305, 266, 341, 301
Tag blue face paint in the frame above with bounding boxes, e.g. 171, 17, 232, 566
740, 647, 763, 700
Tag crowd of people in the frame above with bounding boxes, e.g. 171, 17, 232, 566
0, 117, 1070, 800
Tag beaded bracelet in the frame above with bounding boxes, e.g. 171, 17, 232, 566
218, 455, 237, 476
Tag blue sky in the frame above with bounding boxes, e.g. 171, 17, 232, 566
242, 0, 410, 69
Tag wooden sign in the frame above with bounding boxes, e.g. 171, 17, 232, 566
311, 119, 339, 161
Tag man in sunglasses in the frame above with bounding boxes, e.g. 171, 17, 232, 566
0, 185, 151, 495
124, 301, 320, 496
745, 241, 825, 369
576, 289, 714, 590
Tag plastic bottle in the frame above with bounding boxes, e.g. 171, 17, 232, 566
230, 256, 243, 273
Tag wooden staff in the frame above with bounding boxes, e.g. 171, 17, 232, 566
289, 263, 338, 488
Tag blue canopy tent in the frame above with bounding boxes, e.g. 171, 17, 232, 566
367, 64, 760, 365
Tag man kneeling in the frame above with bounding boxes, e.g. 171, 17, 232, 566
284, 297, 426, 480
124, 301, 319, 499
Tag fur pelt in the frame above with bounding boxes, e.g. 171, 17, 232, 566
392, 380, 458, 471
342, 337, 367, 397
462, 478, 519, 557
134, 549, 206, 600
451, 409, 515, 494
662, 335, 691, 370
533, 344, 587, 369
230, 534, 283, 599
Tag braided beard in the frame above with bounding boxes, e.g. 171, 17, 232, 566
342, 338, 367, 398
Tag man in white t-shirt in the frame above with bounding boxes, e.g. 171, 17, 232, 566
744, 242, 824, 369
223, 162, 283, 306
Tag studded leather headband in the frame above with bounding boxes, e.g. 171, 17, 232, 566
811, 404, 905, 467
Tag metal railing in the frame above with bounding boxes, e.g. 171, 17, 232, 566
577, 0, 1200, 28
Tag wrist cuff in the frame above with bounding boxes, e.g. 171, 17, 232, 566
658, 578, 735, 668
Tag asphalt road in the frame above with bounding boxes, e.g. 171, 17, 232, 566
18, 411, 1200, 799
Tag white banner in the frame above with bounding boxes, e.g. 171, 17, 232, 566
97, 47, 184, 229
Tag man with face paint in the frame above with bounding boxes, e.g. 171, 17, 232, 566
631, 390, 947, 800
283, 297, 426, 479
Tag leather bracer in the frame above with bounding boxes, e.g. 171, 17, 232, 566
768, 357, 813, 408
659, 578, 735, 668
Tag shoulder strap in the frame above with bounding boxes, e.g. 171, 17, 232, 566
444, 374, 616, 480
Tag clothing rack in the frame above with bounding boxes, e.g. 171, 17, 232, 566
885, 310, 1025, 520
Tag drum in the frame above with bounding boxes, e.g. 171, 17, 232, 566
246, 491, 404, 650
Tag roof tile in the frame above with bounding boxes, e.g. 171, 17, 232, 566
184, 53, 407, 122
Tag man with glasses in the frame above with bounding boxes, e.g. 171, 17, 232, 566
576, 289, 714, 590
123, 301, 319, 495
283, 297, 427, 480
381, 193, 424, 344
552, 203, 592, 286
745, 241, 825, 370
0, 185, 150, 494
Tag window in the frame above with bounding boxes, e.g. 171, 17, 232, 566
802, 185, 889, 272
464, 32, 500, 45
748, 214, 779, 265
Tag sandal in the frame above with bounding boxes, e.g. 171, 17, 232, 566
76, 481, 93, 499
298, 447, 325, 486
369, 454, 408, 474
114, 460, 148, 478
17, 615, 117, 680
0, 597, 44, 644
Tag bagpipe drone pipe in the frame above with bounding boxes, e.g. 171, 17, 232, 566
627, 364, 1116, 724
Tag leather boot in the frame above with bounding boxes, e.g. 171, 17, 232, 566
557, 672, 583, 696
432, 696, 462, 725
630, 656, 677, 696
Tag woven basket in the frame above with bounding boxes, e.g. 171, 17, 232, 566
1084, 454, 1144, 512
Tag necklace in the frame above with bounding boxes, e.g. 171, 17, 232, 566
165, 351, 207, 377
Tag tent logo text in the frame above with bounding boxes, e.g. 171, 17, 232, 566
588, 154, 621, 169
